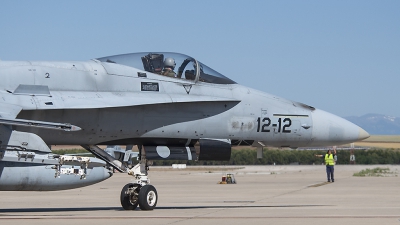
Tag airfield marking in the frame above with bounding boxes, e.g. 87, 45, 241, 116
0, 215, 400, 220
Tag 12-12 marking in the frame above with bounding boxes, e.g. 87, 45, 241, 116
256, 117, 291, 133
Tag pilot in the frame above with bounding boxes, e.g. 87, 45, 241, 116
162, 58, 176, 77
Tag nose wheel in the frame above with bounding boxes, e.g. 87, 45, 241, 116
138, 185, 158, 210
120, 183, 158, 210
120, 183, 140, 210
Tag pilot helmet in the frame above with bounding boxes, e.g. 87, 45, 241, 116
164, 58, 176, 69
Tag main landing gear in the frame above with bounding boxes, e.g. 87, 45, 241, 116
120, 158, 158, 210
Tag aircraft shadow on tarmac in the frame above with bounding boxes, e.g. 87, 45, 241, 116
0, 205, 331, 213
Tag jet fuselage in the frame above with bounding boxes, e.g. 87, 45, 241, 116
0, 52, 369, 148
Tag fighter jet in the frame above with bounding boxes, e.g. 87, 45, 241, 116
0, 52, 369, 210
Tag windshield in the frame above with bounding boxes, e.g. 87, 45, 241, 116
96, 52, 236, 84
198, 61, 236, 84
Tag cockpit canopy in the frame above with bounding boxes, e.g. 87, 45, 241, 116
97, 52, 236, 84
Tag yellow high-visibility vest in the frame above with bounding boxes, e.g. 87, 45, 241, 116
325, 154, 335, 166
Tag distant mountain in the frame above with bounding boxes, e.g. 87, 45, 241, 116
344, 114, 400, 135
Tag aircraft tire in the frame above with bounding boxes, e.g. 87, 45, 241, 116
138, 185, 158, 210
120, 183, 139, 210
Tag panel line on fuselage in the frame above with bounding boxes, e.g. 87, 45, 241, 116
272, 114, 309, 117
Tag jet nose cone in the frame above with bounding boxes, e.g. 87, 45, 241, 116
310, 109, 370, 146
358, 128, 370, 141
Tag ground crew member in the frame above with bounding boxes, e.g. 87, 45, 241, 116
315, 148, 336, 182
162, 58, 176, 77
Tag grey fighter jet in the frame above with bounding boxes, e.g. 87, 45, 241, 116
0, 52, 369, 210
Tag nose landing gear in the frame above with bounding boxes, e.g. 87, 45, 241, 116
120, 158, 158, 210
82, 144, 158, 210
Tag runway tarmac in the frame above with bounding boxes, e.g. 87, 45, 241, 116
0, 165, 399, 225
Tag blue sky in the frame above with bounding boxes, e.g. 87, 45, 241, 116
0, 1, 399, 117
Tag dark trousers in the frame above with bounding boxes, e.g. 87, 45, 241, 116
326, 165, 334, 181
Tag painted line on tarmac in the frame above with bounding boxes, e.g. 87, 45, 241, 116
0, 215, 400, 220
